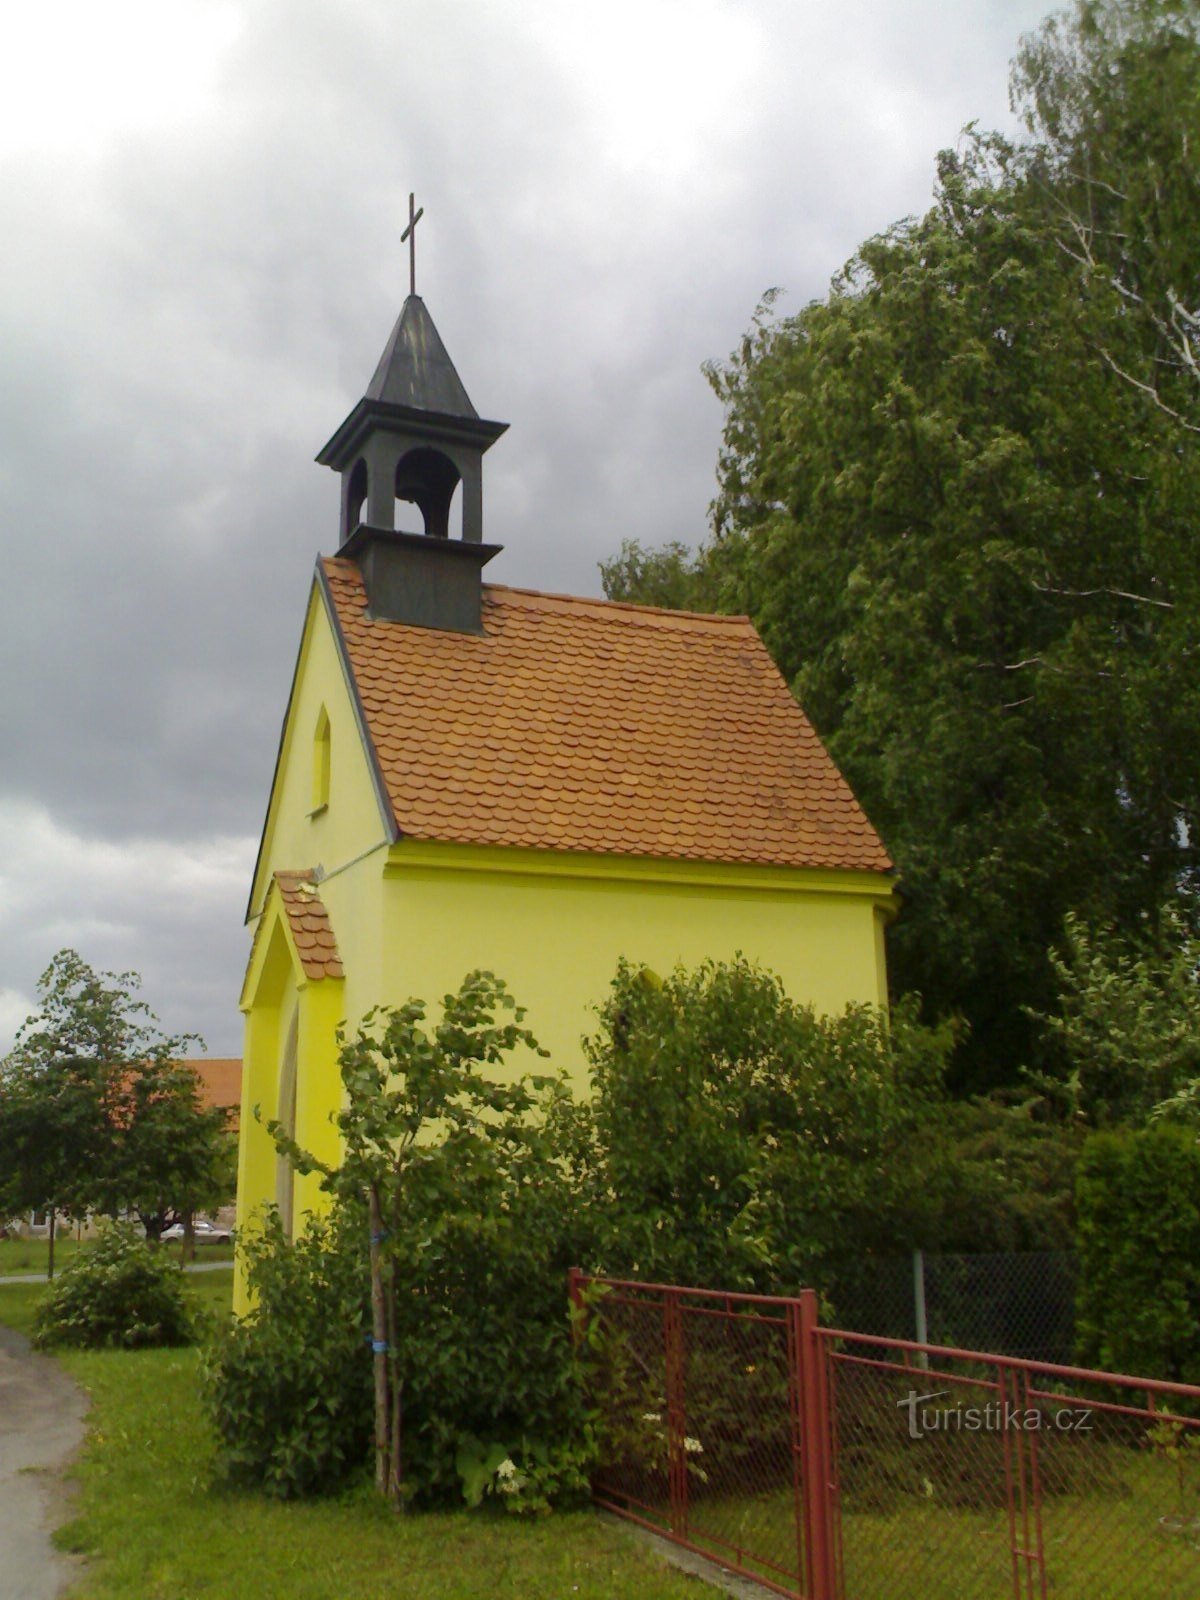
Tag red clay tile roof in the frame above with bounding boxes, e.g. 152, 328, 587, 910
275, 870, 345, 979
180, 1058, 242, 1131
321, 558, 891, 874
182, 1058, 242, 1114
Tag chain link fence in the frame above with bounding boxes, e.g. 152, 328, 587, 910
576, 1270, 1200, 1600
824, 1323, 1200, 1600
832, 1250, 1078, 1366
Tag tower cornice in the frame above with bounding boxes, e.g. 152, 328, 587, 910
315, 397, 507, 472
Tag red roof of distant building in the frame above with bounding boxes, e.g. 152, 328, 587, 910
182, 1058, 242, 1128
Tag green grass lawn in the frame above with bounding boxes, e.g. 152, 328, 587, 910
0, 1234, 88, 1275
0, 1276, 51, 1336
835, 1475, 1200, 1600
0, 1234, 234, 1275
0, 1273, 707, 1600
638, 1455, 1200, 1600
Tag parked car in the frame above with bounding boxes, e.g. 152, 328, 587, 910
159, 1219, 232, 1245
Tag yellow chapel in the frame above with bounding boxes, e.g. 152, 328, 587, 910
236, 283, 895, 1301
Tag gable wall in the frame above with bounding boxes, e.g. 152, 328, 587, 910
238, 585, 391, 1307
249, 583, 389, 919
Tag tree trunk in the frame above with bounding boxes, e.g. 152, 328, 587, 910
385, 1254, 403, 1510
367, 1184, 391, 1497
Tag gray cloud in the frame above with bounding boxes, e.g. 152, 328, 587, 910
0, 0, 1053, 1052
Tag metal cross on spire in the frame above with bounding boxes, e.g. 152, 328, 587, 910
401, 192, 424, 297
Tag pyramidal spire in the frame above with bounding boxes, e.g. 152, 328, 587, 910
364, 294, 479, 419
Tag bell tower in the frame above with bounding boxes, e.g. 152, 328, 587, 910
315, 197, 507, 633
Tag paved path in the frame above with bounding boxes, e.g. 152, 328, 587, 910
0, 1328, 86, 1600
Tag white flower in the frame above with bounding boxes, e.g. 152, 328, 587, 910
684, 1437, 704, 1454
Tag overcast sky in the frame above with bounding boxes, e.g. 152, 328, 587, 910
0, 0, 1055, 1054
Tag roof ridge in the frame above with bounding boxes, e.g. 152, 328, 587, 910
321, 556, 754, 630
481, 582, 752, 628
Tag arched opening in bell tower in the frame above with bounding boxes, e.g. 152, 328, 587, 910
395, 446, 461, 540
345, 457, 368, 532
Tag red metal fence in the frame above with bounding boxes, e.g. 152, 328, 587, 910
571, 1271, 1200, 1600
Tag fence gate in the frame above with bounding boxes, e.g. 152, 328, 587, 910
572, 1271, 1200, 1600
570, 1272, 837, 1598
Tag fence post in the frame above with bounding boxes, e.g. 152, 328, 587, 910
913, 1248, 929, 1370
663, 1291, 688, 1539
787, 1296, 808, 1592
797, 1288, 836, 1600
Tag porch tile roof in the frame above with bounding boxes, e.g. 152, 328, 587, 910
274, 869, 344, 980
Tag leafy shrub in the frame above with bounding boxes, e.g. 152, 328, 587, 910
32, 1221, 193, 1350
1075, 1124, 1200, 1385
208, 1179, 596, 1508
386, 1142, 596, 1509
205, 1206, 373, 1498
583, 957, 961, 1300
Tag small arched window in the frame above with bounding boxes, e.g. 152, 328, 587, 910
311, 706, 331, 814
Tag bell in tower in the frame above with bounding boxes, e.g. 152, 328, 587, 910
315, 196, 507, 633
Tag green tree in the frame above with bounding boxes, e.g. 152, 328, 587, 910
0, 951, 231, 1245
268, 971, 590, 1509
0, 1031, 99, 1253
1014, 1, 1200, 431
1029, 910, 1200, 1124
938, 1095, 1083, 1252
599, 537, 713, 611
618, 1, 1200, 1089
704, 144, 1173, 1086
105, 1052, 236, 1241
